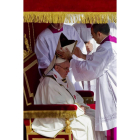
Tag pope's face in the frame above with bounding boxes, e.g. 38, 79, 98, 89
55, 61, 70, 78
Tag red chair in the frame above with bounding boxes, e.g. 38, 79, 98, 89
76, 90, 95, 109
24, 23, 95, 140
24, 52, 94, 140
24, 52, 78, 140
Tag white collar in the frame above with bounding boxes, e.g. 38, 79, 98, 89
53, 68, 63, 79
52, 69, 69, 89
51, 24, 61, 31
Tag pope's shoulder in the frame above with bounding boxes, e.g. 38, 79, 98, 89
38, 75, 56, 89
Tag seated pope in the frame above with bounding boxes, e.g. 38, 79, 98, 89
32, 33, 105, 140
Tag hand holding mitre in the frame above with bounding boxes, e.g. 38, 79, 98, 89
56, 47, 72, 61
85, 41, 93, 53
56, 46, 86, 60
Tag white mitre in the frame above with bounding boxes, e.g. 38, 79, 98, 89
43, 33, 77, 75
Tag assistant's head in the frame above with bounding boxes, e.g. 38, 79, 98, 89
91, 24, 110, 44
54, 60, 70, 78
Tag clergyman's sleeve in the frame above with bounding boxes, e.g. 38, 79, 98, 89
71, 47, 113, 81
35, 37, 51, 69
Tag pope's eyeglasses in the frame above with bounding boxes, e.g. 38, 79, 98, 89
55, 65, 71, 71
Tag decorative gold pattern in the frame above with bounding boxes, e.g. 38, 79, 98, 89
29, 119, 32, 131
26, 127, 72, 140
32, 23, 36, 47
24, 59, 38, 72
25, 126, 32, 134
65, 118, 71, 133
24, 87, 32, 106
24, 53, 36, 63
28, 23, 32, 51
24, 34, 32, 59
24, 110, 77, 119
24, 59, 38, 100
53, 128, 65, 138
24, 12, 117, 23
83, 97, 94, 104
24, 71, 34, 98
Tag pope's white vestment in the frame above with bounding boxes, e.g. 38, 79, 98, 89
35, 24, 87, 90
70, 35, 117, 131
32, 69, 105, 140
73, 23, 98, 101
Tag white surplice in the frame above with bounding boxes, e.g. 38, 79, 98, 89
35, 24, 87, 90
32, 69, 105, 140
70, 35, 117, 131
73, 23, 117, 101
108, 21, 117, 38
73, 23, 98, 52
73, 23, 98, 101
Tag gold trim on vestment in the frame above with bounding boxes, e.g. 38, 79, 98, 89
58, 83, 75, 104
24, 12, 117, 23
24, 110, 77, 119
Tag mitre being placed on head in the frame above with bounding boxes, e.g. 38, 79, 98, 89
43, 33, 77, 75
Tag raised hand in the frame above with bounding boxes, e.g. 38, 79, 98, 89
73, 47, 86, 60
56, 48, 72, 61
85, 41, 93, 52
